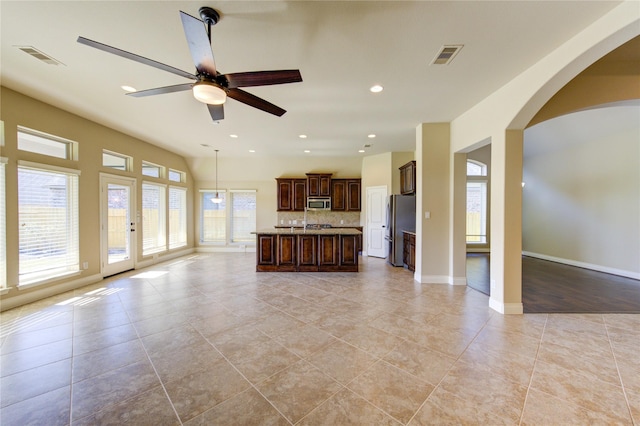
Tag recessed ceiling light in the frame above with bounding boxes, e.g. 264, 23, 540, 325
121, 85, 137, 92
370, 85, 383, 93
230, 134, 238, 138
368, 134, 376, 138
304, 150, 311, 153
249, 149, 255, 153
299, 134, 307, 139
359, 150, 365, 153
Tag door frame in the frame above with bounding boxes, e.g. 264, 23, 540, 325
99, 173, 137, 277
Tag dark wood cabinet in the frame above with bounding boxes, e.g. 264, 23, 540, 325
339, 235, 359, 267
400, 161, 417, 195
277, 234, 297, 270
257, 235, 277, 267
318, 234, 339, 266
276, 178, 306, 211
347, 180, 361, 211
331, 179, 361, 212
297, 234, 318, 271
306, 173, 332, 197
331, 180, 347, 211
403, 231, 416, 271
256, 231, 360, 272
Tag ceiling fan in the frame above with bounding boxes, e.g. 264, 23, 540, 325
77, 6, 302, 121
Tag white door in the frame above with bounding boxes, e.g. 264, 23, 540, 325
100, 174, 136, 276
366, 186, 388, 258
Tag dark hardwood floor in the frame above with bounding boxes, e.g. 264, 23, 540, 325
466, 253, 640, 313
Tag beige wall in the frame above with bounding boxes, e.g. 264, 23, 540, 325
523, 105, 640, 278
1, 87, 194, 310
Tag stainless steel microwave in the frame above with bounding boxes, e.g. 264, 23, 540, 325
307, 197, 331, 210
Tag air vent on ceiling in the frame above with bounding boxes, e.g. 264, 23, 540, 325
16, 46, 65, 66
431, 45, 463, 65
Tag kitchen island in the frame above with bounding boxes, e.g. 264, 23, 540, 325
253, 228, 362, 272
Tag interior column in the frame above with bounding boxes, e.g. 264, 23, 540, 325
489, 129, 524, 314
414, 123, 451, 284
449, 152, 467, 285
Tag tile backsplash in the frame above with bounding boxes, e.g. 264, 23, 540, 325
277, 211, 361, 227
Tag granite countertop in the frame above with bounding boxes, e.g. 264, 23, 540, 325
253, 228, 362, 235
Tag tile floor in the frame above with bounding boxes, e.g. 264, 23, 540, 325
0, 253, 638, 425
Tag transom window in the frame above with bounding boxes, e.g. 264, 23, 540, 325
103, 150, 131, 171
18, 127, 76, 160
168, 169, 185, 183
141, 161, 163, 178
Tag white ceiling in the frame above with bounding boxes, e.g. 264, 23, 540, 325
1, 1, 622, 160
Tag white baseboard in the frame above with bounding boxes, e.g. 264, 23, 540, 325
418, 275, 451, 284
1, 273, 103, 312
196, 246, 256, 253
489, 298, 523, 315
522, 251, 640, 280
450, 276, 467, 286
136, 248, 196, 269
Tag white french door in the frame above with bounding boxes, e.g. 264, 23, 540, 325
100, 174, 136, 276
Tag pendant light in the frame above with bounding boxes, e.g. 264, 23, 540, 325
211, 149, 223, 204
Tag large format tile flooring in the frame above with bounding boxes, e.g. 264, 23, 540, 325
1, 253, 638, 425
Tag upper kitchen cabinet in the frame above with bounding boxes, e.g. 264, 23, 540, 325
306, 173, 332, 197
399, 161, 417, 195
276, 178, 307, 211
331, 179, 361, 211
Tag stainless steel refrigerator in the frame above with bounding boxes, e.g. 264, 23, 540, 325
385, 194, 416, 266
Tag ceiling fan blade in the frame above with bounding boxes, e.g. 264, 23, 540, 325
227, 88, 286, 116
180, 11, 217, 76
207, 104, 224, 121
126, 83, 194, 98
223, 70, 303, 89
77, 36, 196, 80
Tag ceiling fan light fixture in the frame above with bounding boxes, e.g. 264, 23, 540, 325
193, 81, 226, 105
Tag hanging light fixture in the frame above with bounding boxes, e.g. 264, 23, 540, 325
211, 149, 223, 204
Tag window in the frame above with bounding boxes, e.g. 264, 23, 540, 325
200, 190, 226, 243
18, 163, 80, 285
467, 160, 487, 176
466, 160, 488, 244
142, 182, 166, 255
18, 127, 75, 160
230, 190, 256, 243
141, 161, 163, 178
103, 150, 131, 171
0, 158, 6, 289
169, 187, 187, 249
168, 169, 184, 183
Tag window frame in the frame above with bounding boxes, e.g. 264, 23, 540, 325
17, 126, 77, 161
466, 159, 489, 246
168, 186, 188, 250
102, 150, 132, 172
199, 189, 227, 244
17, 161, 81, 287
229, 190, 257, 244
141, 161, 164, 179
141, 181, 167, 255
0, 157, 6, 289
